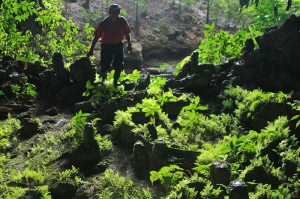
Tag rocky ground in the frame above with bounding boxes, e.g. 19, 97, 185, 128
1, 11, 300, 198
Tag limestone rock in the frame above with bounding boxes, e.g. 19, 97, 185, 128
229, 180, 249, 199
210, 161, 231, 186
132, 141, 150, 178
69, 57, 96, 84
124, 43, 143, 70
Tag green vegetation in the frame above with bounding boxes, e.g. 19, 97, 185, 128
1, 73, 300, 198
208, 0, 300, 28
1, 0, 300, 198
10, 81, 37, 100
111, 81, 299, 197
83, 70, 141, 109
196, 23, 262, 64
175, 22, 262, 72
90, 169, 153, 199
0, 114, 21, 150
159, 63, 171, 73
150, 165, 184, 190
0, 0, 93, 65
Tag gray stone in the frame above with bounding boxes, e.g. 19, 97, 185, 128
124, 43, 143, 70
62, 123, 101, 169
118, 123, 136, 148
50, 182, 77, 199
210, 161, 231, 186
132, 141, 150, 178
19, 118, 40, 139
75, 100, 93, 113
162, 100, 189, 120
229, 180, 249, 199
69, 57, 96, 84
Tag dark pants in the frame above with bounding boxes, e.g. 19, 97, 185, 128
100, 42, 124, 85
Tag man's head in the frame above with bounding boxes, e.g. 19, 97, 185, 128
109, 4, 121, 18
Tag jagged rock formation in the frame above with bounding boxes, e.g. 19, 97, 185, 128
165, 15, 300, 98
57, 123, 102, 171
229, 181, 249, 199
0, 52, 97, 118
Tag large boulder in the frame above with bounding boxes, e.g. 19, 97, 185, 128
244, 165, 281, 189
124, 43, 143, 70
59, 123, 101, 170
132, 141, 150, 178
69, 57, 96, 84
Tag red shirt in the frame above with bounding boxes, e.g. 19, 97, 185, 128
94, 16, 131, 44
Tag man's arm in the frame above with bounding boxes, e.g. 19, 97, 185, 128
125, 33, 132, 52
87, 36, 99, 57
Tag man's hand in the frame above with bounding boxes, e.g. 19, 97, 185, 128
87, 49, 93, 58
127, 44, 132, 53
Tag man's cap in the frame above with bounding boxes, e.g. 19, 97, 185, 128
109, 4, 121, 10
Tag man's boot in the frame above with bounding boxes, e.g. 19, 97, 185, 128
113, 70, 121, 87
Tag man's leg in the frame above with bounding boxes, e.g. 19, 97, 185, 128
100, 44, 113, 82
112, 42, 124, 86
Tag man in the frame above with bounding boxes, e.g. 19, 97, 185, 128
87, 4, 132, 86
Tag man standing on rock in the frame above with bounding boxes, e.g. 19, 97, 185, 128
87, 4, 132, 86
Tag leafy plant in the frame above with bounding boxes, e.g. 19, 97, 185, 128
290, 100, 300, 128
113, 109, 135, 128
176, 96, 207, 140
0, 0, 93, 65
249, 184, 292, 199
241, 0, 300, 29
132, 123, 152, 139
159, 63, 171, 73
197, 23, 262, 64
150, 165, 184, 190
36, 185, 51, 199
70, 111, 91, 143
0, 114, 21, 150
118, 69, 141, 83
83, 78, 127, 109
0, 186, 28, 199
208, 0, 299, 29
10, 82, 37, 100
25, 131, 62, 165
120, 7, 128, 18
200, 181, 223, 198
156, 90, 189, 107
94, 134, 113, 153
71, 111, 91, 133
219, 134, 256, 166
136, 98, 161, 124
291, 114, 300, 128
165, 178, 198, 199
174, 55, 191, 75
58, 166, 81, 185
22, 168, 45, 184
223, 86, 291, 119
94, 169, 153, 199
7, 167, 45, 186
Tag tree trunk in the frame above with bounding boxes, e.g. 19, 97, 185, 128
82, 0, 90, 9
135, 0, 139, 35
179, 1, 182, 18
206, 0, 210, 24
286, 0, 292, 11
